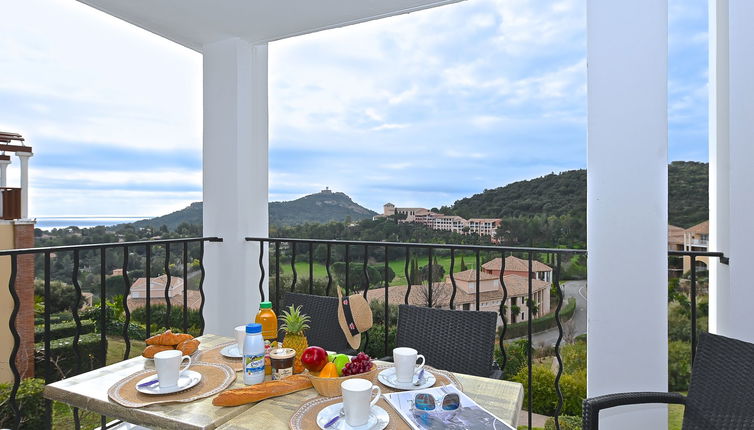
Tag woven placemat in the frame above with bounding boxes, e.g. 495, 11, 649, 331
195, 341, 243, 372
291, 396, 408, 430
108, 362, 236, 408
290, 365, 463, 430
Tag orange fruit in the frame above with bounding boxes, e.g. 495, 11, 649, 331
319, 362, 338, 378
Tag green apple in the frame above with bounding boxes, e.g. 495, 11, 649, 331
332, 354, 350, 376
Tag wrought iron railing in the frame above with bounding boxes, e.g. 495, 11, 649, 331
2, 236, 221, 430
0, 235, 726, 430
246, 236, 586, 429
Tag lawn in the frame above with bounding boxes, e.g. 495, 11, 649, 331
284, 254, 481, 287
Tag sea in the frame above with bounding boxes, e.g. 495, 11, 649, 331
34, 216, 152, 230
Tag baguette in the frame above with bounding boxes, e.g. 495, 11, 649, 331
212, 375, 312, 406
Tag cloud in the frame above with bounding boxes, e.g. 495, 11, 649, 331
1, 0, 707, 217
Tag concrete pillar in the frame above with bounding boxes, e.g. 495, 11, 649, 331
0, 159, 10, 187
586, 0, 668, 429
15, 152, 32, 219
710, 0, 754, 342
202, 38, 269, 337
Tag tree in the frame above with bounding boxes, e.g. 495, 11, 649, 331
34, 280, 79, 314
459, 256, 468, 272
420, 260, 445, 283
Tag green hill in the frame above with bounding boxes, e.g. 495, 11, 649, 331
130, 189, 376, 230
442, 161, 708, 228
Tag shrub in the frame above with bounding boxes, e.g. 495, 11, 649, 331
362, 324, 397, 359
34, 280, 80, 314
0, 378, 45, 429
669, 341, 692, 391
512, 365, 586, 416
513, 365, 556, 415
545, 415, 582, 430
35, 333, 105, 382
561, 342, 586, 375
34, 319, 96, 343
496, 339, 529, 379
560, 370, 587, 416
502, 298, 576, 339
130, 304, 202, 333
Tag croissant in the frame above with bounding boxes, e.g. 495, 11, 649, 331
176, 338, 200, 356
145, 330, 194, 346
142, 344, 173, 359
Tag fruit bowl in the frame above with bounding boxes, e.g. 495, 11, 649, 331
307, 364, 380, 397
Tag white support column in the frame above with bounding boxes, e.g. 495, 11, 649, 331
586, 1, 668, 429
710, 0, 754, 342
0, 159, 10, 187
202, 38, 269, 337
16, 152, 32, 219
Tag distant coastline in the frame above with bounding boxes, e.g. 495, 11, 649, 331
34, 216, 151, 230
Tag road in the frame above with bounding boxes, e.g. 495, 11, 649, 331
516, 280, 587, 347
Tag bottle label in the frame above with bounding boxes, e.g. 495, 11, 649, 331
244, 353, 265, 376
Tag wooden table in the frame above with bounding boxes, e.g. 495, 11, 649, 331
44, 334, 523, 430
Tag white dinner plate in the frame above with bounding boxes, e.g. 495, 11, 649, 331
316, 402, 389, 430
135, 370, 202, 395
220, 344, 243, 358
377, 367, 436, 391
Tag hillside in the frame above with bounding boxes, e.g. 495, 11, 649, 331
269, 190, 376, 226
444, 161, 708, 228
129, 189, 376, 230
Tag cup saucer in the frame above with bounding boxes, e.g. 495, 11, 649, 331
316, 402, 389, 430
135, 370, 202, 395
220, 344, 243, 358
377, 367, 435, 390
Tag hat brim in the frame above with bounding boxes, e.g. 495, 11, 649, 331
337, 289, 363, 350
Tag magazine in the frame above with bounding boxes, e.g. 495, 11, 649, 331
382, 385, 516, 430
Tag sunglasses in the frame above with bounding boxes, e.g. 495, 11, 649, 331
413, 392, 461, 411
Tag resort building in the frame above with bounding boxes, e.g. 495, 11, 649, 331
374, 203, 502, 237
482, 255, 553, 282
126, 274, 202, 310
365, 259, 552, 327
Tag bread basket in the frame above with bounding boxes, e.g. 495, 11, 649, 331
307, 364, 380, 397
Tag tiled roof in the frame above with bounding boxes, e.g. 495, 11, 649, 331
130, 274, 183, 291
668, 225, 685, 245
364, 274, 549, 307
686, 220, 709, 235
481, 256, 552, 273
448, 269, 498, 282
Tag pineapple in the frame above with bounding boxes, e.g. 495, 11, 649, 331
279, 305, 311, 374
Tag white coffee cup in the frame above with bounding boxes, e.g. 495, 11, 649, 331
341, 378, 381, 427
154, 349, 192, 388
234, 325, 247, 354
393, 347, 425, 383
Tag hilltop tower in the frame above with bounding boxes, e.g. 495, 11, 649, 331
383, 203, 396, 216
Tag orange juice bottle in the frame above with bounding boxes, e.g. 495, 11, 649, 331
255, 301, 278, 375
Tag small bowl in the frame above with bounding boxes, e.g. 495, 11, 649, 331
307, 364, 379, 397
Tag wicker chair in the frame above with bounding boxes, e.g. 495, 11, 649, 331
583, 332, 754, 429
394, 304, 501, 378
279, 292, 355, 354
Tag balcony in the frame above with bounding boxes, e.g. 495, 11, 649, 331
0, 236, 725, 429
2, 0, 753, 429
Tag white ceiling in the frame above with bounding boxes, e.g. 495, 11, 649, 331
76, 0, 463, 52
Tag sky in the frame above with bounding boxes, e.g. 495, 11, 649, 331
0, 0, 708, 217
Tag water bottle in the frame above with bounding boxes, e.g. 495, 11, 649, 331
243, 323, 265, 385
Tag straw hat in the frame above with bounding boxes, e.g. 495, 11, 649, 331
337, 288, 373, 350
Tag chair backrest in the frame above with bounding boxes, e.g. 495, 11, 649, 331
395, 304, 498, 377
279, 292, 353, 354
682, 332, 754, 429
